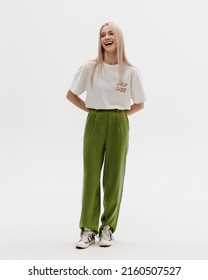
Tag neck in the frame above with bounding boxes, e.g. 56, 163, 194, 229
104, 52, 117, 65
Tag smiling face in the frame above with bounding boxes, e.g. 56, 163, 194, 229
100, 24, 117, 54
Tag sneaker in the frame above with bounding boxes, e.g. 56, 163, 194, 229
76, 229, 95, 249
99, 225, 113, 247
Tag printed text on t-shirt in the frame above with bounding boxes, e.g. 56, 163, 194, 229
116, 83, 127, 93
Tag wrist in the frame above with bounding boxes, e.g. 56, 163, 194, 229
124, 110, 129, 116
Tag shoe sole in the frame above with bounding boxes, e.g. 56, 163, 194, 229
76, 240, 95, 249
99, 241, 112, 247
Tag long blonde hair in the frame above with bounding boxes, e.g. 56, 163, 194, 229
91, 22, 132, 83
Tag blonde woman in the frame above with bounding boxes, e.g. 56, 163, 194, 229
66, 22, 146, 249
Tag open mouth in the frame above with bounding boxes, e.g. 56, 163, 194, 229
104, 41, 113, 46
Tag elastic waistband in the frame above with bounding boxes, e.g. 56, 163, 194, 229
89, 109, 124, 113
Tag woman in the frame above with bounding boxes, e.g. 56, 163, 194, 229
66, 22, 146, 249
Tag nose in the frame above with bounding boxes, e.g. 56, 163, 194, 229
105, 33, 111, 40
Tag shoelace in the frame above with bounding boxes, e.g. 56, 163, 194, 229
95, 229, 117, 244
80, 231, 93, 243
100, 227, 113, 241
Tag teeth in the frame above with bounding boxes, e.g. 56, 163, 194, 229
105, 42, 113, 46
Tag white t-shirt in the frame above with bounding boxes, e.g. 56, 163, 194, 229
69, 61, 146, 110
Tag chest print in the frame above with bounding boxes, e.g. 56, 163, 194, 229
116, 82, 128, 93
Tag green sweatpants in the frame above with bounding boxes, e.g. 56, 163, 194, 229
80, 109, 129, 235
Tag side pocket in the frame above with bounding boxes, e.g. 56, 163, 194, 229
84, 112, 91, 133
123, 112, 130, 130
84, 111, 97, 136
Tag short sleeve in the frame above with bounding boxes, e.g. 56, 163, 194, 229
69, 63, 89, 96
130, 67, 147, 103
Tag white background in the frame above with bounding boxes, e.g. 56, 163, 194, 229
0, 0, 208, 260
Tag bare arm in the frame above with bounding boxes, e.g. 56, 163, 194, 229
66, 90, 144, 115
124, 103, 144, 116
66, 90, 89, 113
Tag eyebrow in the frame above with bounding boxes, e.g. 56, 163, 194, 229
100, 30, 113, 35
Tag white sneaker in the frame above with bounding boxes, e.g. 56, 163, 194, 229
99, 225, 113, 247
76, 229, 95, 249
